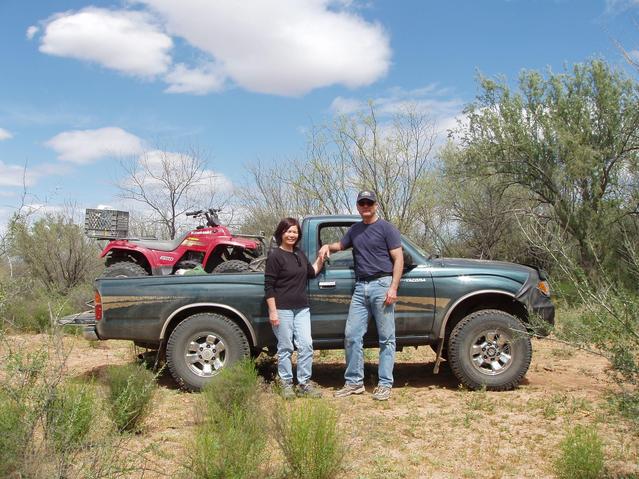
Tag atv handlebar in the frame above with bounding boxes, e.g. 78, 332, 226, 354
185, 208, 222, 227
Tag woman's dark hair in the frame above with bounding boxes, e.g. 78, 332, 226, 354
273, 217, 302, 247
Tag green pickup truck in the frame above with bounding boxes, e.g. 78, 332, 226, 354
85, 215, 554, 392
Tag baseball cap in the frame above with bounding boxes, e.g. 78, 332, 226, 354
356, 190, 377, 203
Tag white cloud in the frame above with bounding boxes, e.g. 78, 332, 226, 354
45, 127, 144, 164
0, 128, 13, 140
330, 97, 366, 115
331, 85, 465, 129
0, 161, 34, 187
38, 8, 172, 77
138, 0, 391, 96
164, 63, 226, 95
605, 0, 639, 13
26, 25, 38, 40
0, 161, 68, 187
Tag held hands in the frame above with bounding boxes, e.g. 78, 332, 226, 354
269, 310, 279, 327
384, 286, 398, 305
317, 244, 331, 261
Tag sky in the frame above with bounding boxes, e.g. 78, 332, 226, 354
0, 0, 638, 229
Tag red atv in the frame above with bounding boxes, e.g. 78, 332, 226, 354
100, 208, 263, 277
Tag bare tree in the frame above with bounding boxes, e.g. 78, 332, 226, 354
241, 103, 439, 236
117, 147, 226, 239
332, 103, 437, 232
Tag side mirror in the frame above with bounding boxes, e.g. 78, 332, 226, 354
403, 249, 414, 267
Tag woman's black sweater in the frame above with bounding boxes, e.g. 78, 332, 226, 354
264, 247, 316, 309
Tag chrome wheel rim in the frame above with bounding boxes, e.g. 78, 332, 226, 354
468, 328, 514, 376
184, 332, 227, 377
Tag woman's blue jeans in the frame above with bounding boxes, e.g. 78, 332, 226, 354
344, 276, 396, 388
272, 307, 314, 385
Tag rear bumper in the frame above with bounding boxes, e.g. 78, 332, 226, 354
83, 325, 99, 341
58, 310, 100, 341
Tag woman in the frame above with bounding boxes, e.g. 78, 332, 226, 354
264, 217, 324, 398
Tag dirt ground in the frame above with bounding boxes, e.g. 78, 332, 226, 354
4, 333, 639, 478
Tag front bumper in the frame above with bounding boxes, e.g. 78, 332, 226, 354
529, 288, 555, 335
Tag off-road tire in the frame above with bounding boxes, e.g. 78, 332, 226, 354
212, 259, 252, 274
166, 312, 250, 391
448, 309, 532, 391
102, 261, 149, 278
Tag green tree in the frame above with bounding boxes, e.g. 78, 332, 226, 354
451, 59, 639, 274
8, 213, 101, 293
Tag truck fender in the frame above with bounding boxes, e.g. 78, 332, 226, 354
159, 303, 257, 346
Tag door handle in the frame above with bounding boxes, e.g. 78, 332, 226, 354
318, 281, 336, 288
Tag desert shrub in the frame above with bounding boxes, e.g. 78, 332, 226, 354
46, 382, 96, 452
200, 358, 261, 415
273, 400, 345, 479
0, 276, 93, 333
191, 405, 267, 479
554, 425, 604, 479
188, 360, 268, 479
608, 391, 639, 424
8, 213, 102, 294
0, 390, 28, 477
106, 364, 156, 433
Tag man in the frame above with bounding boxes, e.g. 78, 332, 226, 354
318, 190, 403, 401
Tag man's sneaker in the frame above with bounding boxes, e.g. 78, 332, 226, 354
334, 383, 365, 398
280, 382, 296, 400
297, 382, 322, 398
372, 385, 391, 401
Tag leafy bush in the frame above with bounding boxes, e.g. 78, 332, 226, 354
0, 390, 27, 478
8, 213, 102, 294
273, 400, 345, 479
46, 382, 96, 452
0, 276, 93, 333
106, 364, 156, 433
188, 360, 268, 479
554, 425, 604, 479
200, 359, 261, 416
191, 405, 267, 479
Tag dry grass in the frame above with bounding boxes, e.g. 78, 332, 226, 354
3, 333, 638, 479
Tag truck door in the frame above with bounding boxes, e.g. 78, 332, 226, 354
307, 223, 355, 346
307, 223, 436, 346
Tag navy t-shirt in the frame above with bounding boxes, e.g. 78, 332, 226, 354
340, 219, 402, 279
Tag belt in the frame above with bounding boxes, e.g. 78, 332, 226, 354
356, 272, 392, 282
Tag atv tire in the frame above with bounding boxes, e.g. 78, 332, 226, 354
212, 260, 252, 273
102, 261, 149, 278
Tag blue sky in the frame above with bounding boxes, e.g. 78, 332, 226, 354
0, 0, 637, 227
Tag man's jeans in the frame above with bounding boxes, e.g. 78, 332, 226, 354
272, 307, 314, 385
344, 276, 396, 388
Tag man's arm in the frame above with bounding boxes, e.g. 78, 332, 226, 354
317, 241, 343, 261
385, 247, 404, 305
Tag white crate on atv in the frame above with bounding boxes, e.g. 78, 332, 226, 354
85, 209, 129, 239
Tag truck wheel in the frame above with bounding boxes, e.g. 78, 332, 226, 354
102, 261, 148, 278
212, 260, 251, 274
448, 309, 532, 391
166, 313, 250, 392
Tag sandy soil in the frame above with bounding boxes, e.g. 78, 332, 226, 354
3, 333, 638, 478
